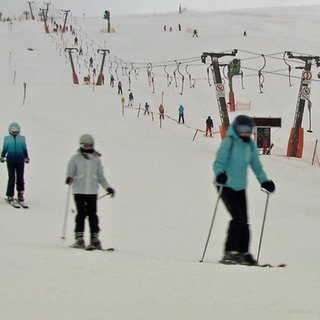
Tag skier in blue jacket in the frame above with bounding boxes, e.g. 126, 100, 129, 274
1, 122, 29, 203
178, 105, 184, 124
213, 115, 275, 265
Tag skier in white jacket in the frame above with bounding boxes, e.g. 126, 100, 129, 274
66, 134, 115, 250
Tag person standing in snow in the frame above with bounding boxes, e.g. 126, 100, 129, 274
178, 105, 184, 124
89, 57, 94, 68
213, 115, 275, 265
117, 81, 123, 95
159, 104, 165, 120
144, 102, 150, 115
66, 134, 115, 250
205, 116, 213, 136
1, 122, 29, 204
110, 74, 115, 87
128, 92, 134, 106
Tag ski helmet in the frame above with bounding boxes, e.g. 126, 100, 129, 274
233, 115, 253, 135
8, 122, 21, 136
79, 134, 94, 149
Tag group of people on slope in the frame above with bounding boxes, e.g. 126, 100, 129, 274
1, 116, 275, 264
145, 103, 212, 131
66, 114, 274, 265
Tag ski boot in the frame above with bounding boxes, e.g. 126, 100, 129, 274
18, 192, 24, 202
220, 251, 242, 265
239, 253, 257, 266
7, 196, 14, 203
71, 232, 85, 249
86, 233, 102, 250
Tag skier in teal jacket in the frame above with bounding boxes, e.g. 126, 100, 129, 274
213, 115, 275, 265
1, 122, 29, 203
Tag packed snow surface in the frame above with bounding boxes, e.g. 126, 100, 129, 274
0, 3, 320, 320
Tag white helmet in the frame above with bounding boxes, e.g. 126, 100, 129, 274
79, 134, 94, 149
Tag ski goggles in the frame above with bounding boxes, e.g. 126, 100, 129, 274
235, 124, 253, 134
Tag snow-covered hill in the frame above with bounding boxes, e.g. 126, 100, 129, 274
0, 5, 320, 320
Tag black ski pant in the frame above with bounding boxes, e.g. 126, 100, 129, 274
74, 194, 100, 235
6, 162, 25, 197
220, 187, 250, 253
178, 114, 184, 123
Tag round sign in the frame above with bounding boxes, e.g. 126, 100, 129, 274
303, 71, 312, 81
215, 83, 224, 92
301, 86, 311, 98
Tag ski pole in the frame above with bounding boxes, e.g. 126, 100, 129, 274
256, 188, 270, 263
199, 186, 223, 263
98, 191, 112, 200
61, 185, 71, 240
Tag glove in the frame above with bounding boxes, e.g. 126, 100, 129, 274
106, 187, 115, 197
0, 157, 5, 163
261, 180, 275, 193
216, 172, 228, 185
65, 177, 73, 185
25, 158, 30, 164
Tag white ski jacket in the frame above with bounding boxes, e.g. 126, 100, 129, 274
66, 151, 110, 194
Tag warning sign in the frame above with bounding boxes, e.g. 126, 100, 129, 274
303, 70, 312, 80
215, 83, 225, 97
215, 83, 224, 92
302, 70, 312, 84
301, 86, 311, 99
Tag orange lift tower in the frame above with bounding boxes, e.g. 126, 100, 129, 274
286, 51, 320, 158
96, 49, 110, 86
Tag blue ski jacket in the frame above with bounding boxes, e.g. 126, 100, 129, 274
213, 124, 268, 191
1, 134, 29, 164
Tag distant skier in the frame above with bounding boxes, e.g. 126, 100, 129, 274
128, 92, 134, 106
144, 102, 150, 115
193, 29, 198, 37
110, 74, 115, 87
89, 57, 94, 68
1, 122, 29, 205
178, 105, 184, 124
117, 81, 123, 95
159, 104, 165, 120
66, 134, 115, 250
213, 115, 275, 265
205, 116, 213, 136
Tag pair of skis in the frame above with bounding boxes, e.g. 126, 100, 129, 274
70, 244, 115, 252
219, 260, 286, 268
258, 263, 286, 268
5, 198, 29, 209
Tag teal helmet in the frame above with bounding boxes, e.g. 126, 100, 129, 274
8, 122, 21, 136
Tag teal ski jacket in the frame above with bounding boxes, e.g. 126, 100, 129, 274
1, 134, 29, 164
213, 124, 268, 191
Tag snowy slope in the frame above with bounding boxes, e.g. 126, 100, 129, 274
2, 0, 320, 16
0, 5, 320, 320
